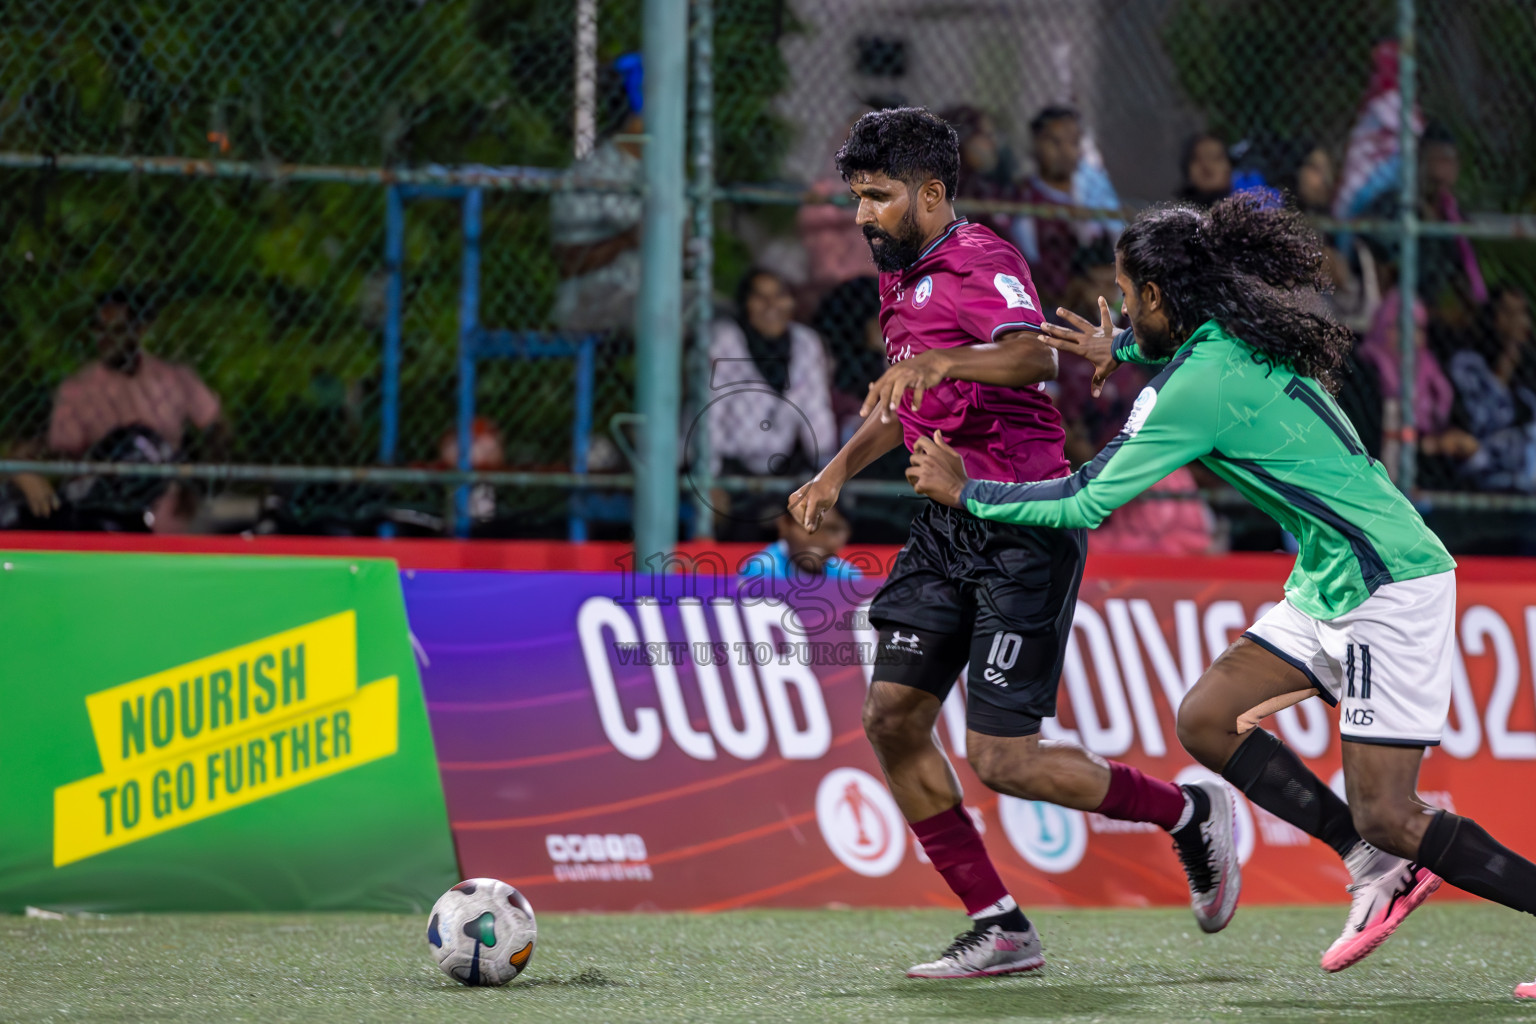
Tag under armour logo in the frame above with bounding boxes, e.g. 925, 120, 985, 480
887, 631, 922, 654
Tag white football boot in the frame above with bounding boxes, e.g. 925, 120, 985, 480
1170, 780, 1242, 933
905, 922, 1044, 979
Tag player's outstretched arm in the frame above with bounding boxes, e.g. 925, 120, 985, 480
1032, 296, 1132, 398
860, 331, 1057, 422
789, 413, 903, 532
920, 351, 1216, 529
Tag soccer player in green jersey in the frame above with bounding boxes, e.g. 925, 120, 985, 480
906, 194, 1536, 994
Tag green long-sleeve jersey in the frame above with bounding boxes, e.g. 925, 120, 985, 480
961, 319, 1455, 620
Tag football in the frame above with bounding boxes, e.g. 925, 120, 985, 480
426, 878, 537, 986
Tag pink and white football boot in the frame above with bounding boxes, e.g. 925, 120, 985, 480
1321, 842, 1441, 972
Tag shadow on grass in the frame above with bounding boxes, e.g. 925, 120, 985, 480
521, 968, 629, 989
816, 979, 1139, 1019
399, 965, 628, 993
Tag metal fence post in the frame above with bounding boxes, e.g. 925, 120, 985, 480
689, 0, 715, 540
456, 186, 484, 537
634, 0, 688, 565
1397, 0, 1419, 494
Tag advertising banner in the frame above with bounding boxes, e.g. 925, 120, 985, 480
0, 552, 459, 912
409, 560, 1536, 912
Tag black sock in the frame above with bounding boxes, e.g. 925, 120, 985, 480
1221, 729, 1361, 859
1418, 810, 1536, 915
974, 907, 1030, 933
1170, 782, 1210, 844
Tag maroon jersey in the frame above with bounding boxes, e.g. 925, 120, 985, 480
879, 219, 1069, 484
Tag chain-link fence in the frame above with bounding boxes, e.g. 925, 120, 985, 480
3, 1, 1535, 552
708, 0, 1536, 554
0, 0, 654, 537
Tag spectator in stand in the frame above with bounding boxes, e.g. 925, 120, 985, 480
1363, 124, 1488, 341
1418, 124, 1489, 332
940, 105, 1023, 244
1280, 142, 1381, 332
798, 103, 898, 312
1015, 105, 1123, 315
1058, 238, 1120, 326
814, 276, 886, 445
550, 57, 646, 333
38, 289, 224, 532
1446, 287, 1536, 492
1284, 140, 1382, 330
738, 503, 861, 581
1177, 132, 1234, 207
1357, 290, 1479, 486
708, 269, 837, 538
811, 276, 912, 544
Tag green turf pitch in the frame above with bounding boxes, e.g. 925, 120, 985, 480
1, 905, 1532, 1023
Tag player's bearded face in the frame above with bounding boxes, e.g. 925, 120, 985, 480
1117, 258, 1180, 359
1132, 308, 1180, 359
863, 204, 925, 272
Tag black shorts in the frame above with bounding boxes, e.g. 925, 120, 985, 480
867, 501, 1086, 737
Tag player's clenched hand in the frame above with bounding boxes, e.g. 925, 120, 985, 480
860, 350, 947, 423
788, 474, 841, 533
905, 430, 967, 508
1036, 296, 1121, 398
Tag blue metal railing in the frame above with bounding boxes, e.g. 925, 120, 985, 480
381, 183, 597, 539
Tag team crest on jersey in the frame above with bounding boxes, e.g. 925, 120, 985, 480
912, 275, 933, 308
1124, 386, 1158, 437
993, 273, 1036, 311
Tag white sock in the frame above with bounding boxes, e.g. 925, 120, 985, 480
967, 894, 1019, 920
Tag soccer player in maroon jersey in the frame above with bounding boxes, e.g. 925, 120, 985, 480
789, 107, 1238, 978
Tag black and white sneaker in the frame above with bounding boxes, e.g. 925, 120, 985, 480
1170, 780, 1241, 933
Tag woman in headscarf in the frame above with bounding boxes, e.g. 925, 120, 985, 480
1355, 290, 1478, 485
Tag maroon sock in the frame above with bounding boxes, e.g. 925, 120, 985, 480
911, 805, 1012, 916
1096, 761, 1188, 832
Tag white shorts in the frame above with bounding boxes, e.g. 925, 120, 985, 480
1244, 571, 1456, 747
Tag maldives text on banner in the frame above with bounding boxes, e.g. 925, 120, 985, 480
409, 565, 1536, 912
0, 552, 458, 912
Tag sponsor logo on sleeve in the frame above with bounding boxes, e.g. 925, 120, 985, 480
1123, 386, 1158, 437
993, 273, 1036, 311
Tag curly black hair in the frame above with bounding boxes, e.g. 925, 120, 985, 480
1117, 193, 1354, 392
836, 106, 960, 202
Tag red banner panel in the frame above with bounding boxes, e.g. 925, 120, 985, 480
406, 558, 1536, 911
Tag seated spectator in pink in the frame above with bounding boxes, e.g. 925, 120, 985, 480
47, 290, 224, 530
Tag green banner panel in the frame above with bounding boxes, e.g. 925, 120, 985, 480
0, 552, 459, 912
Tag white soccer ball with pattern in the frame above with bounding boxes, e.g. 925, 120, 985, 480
426, 878, 537, 986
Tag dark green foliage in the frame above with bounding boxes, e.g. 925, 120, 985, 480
0, 0, 793, 471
